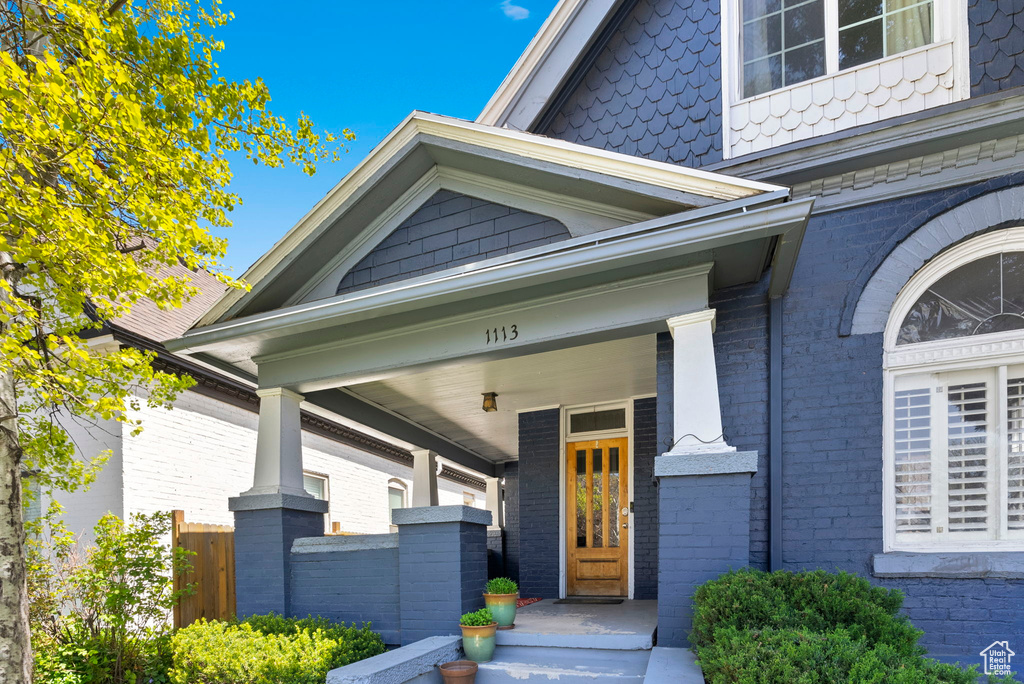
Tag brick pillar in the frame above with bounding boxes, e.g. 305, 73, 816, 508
395, 505, 491, 645
229, 493, 328, 617
656, 451, 757, 647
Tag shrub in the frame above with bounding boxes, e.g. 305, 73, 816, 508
460, 608, 494, 626
241, 613, 385, 664
28, 505, 192, 684
691, 569, 920, 656
169, 617, 384, 684
698, 627, 992, 684
485, 577, 518, 595
692, 570, 1017, 684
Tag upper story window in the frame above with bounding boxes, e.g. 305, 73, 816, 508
884, 230, 1024, 553
742, 0, 935, 98
725, 0, 966, 157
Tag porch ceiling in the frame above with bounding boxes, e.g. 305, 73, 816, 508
346, 335, 656, 462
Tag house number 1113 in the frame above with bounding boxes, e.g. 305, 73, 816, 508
485, 325, 518, 345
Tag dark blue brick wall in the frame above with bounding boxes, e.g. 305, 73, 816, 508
775, 178, 1024, 661
658, 471, 753, 647
487, 529, 505, 578
290, 547, 401, 645
503, 462, 520, 583
398, 520, 487, 645
970, 0, 1024, 96
633, 397, 659, 599
517, 409, 561, 599
540, 0, 723, 167
337, 190, 571, 296
710, 277, 771, 571
233, 508, 325, 618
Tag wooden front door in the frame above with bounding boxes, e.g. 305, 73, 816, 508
566, 438, 629, 596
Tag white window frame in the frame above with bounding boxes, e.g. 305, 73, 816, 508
720, 0, 969, 151
388, 478, 408, 531
883, 228, 1024, 553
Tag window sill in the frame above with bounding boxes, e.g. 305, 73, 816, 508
873, 552, 1024, 579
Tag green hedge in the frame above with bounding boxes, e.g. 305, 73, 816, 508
692, 570, 1015, 684
169, 615, 385, 684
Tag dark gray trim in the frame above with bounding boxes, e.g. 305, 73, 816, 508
769, 295, 783, 572
707, 90, 1024, 186
305, 389, 496, 477
837, 173, 1024, 336
873, 552, 1024, 579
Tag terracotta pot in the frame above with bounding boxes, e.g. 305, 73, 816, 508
483, 592, 518, 628
439, 659, 478, 684
460, 622, 497, 663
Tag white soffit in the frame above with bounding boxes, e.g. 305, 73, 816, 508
477, 0, 623, 131
349, 335, 656, 462
196, 112, 784, 328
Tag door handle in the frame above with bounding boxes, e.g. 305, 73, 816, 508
622, 523, 628, 529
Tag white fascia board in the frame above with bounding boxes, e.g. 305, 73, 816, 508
168, 198, 811, 358
478, 0, 621, 130
196, 112, 786, 329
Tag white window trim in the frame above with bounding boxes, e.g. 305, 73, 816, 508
721, 0, 969, 158
883, 228, 1024, 553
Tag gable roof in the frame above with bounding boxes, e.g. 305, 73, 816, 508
478, 0, 626, 131
194, 111, 783, 328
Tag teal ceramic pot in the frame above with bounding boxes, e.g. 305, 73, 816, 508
483, 593, 518, 628
460, 623, 497, 663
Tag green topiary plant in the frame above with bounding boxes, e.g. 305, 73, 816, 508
459, 608, 495, 627
485, 577, 518, 595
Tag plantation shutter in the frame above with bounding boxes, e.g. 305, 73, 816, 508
944, 377, 992, 535
1007, 371, 1024, 535
893, 378, 933, 536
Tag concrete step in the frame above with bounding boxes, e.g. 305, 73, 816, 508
475, 645, 650, 683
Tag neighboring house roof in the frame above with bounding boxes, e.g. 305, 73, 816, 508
111, 263, 229, 341
192, 111, 785, 328
478, 0, 625, 131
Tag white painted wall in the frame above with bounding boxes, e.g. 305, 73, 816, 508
49, 415, 124, 539
111, 389, 476, 532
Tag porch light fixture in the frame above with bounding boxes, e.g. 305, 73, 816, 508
481, 392, 498, 413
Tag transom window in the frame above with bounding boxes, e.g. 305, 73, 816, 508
885, 231, 1024, 552
742, 0, 936, 98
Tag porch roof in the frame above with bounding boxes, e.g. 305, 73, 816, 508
195, 112, 786, 327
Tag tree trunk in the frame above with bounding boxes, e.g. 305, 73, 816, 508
0, 258, 30, 683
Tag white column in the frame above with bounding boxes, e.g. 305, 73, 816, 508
665, 309, 735, 455
412, 449, 439, 507
244, 387, 310, 498
485, 477, 503, 529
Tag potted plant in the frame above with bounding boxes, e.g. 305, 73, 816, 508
459, 607, 497, 663
483, 577, 519, 629
438, 660, 478, 684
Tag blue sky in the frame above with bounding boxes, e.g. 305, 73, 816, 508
212, 0, 560, 274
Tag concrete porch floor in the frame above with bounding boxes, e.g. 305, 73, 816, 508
495, 599, 658, 650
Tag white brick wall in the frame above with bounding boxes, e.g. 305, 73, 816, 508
50, 415, 124, 539
114, 389, 475, 532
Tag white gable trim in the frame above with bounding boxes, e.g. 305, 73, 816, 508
478, 0, 621, 130
289, 166, 656, 307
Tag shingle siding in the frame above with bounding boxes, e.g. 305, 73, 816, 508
517, 409, 561, 599
336, 191, 571, 296
970, 0, 1024, 96
540, 0, 723, 168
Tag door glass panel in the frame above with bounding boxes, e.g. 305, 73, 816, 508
946, 382, 989, 533
570, 409, 626, 434
1008, 377, 1024, 531
576, 450, 587, 548
592, 449, 603, 548
608, 447, 620, 548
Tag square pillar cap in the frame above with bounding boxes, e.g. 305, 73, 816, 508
392, 505, 491, 526
655, 450, 758, 477
229, 492, 329, 513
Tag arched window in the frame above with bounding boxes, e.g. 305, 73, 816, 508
884, 229, 1024, 552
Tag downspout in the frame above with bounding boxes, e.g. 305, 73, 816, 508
769, 295, 784, 571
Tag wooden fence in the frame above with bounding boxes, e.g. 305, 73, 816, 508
171, 510, 236, 628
